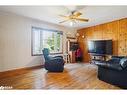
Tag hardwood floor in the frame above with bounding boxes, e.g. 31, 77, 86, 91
0, 63, 120, 89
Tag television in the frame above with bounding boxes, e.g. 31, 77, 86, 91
88, 40, 112, 55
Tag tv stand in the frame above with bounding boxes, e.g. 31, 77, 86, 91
89, 54, 107, 64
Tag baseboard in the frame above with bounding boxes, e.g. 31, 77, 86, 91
0, 65, 44, 74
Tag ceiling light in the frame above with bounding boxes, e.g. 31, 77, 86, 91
82, 35, 85, 38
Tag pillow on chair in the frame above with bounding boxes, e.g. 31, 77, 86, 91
120, 58, 127, 69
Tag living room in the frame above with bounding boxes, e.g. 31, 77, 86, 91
0, 5, 127, 91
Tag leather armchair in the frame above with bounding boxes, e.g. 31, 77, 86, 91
42, 48, 64, 72
95, 56, 127, 88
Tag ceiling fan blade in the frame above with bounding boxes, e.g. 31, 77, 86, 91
59, 19, 69, 23
75, 18, 89, 22
59, 15, 69, 18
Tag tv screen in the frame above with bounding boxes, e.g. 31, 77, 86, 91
88, 40, 112, 55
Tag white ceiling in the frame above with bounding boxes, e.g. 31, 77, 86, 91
0, 6, 127, 29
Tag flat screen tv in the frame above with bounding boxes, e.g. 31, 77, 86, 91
88, 40, 113, 55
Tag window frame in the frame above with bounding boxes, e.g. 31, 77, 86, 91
31, 26, 63, 56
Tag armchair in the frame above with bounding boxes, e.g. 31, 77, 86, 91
42, 48, 64, 72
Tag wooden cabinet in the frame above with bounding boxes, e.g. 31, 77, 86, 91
66, 40, 78, 63
69, 51, 76, 63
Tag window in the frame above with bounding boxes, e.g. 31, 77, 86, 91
32, 27, 63, 55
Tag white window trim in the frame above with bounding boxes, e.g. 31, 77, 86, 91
31, 26, 63, 56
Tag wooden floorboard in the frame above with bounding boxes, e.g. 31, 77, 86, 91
0, 63, 120, 89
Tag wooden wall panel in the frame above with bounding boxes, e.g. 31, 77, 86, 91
102, 21, 119, 55
77, 30, 86, 62
118, 18, 127, 56
93, 25, 103, 39
77, 18, 127, 63
84, 28, 92, 62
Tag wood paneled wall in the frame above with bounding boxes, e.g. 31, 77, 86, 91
77, 18, 127, 62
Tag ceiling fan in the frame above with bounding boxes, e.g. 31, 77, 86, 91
59, 11, 89, 25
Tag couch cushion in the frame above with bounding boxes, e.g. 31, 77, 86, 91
95, 61, 123, 71
112, 56, 125, 59
109, 56, 125, 64
120, 58, 127, 69
107, 58, 120, 64
106, 63, 123, 71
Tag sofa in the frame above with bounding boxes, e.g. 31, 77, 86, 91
94, 56, 127, 88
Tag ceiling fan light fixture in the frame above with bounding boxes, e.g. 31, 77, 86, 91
70, 20, 76, 26
70, 21, 73, 26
